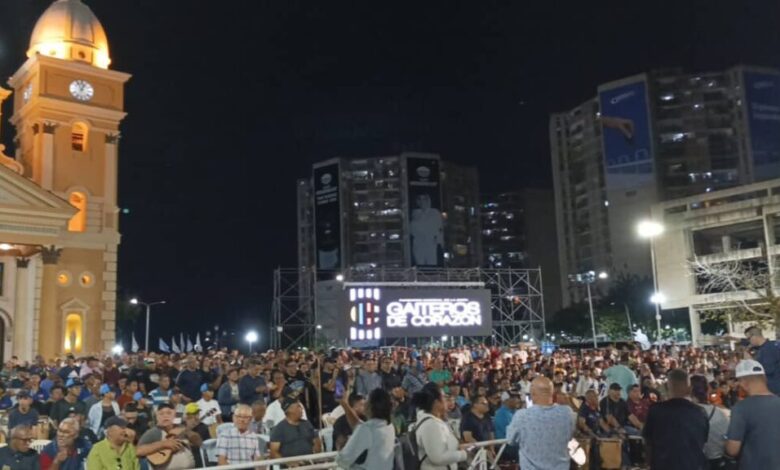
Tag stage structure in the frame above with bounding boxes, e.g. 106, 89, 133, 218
271, 267, 545, 349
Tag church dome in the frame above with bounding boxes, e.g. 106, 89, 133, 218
27, 0, 111, 69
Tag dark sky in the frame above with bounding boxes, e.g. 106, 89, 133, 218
1, 1, 778, 349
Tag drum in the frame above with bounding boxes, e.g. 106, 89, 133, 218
627, 436, 645, 466
598, 438, 622, 469
574, 438, 591, 469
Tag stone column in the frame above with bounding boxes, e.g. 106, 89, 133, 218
689, 306, 702, 346
12, 258, 30, 361
103, 133, 119, 230
41, 122, 57, 190
38, 247, 61, 360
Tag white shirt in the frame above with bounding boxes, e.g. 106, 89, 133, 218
415, 412, 466, 470
197, 398, 221, 425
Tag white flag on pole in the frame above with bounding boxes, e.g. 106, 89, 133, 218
171, 337, 181, 354
186, 336, 193, 352
194, 333, 202, 352
159, 338, 170, 353
131, 333, 139, 353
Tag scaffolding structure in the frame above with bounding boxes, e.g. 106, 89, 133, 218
271, 267, 546, 349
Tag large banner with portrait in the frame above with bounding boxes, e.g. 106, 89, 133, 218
598, 78, 655, 190
313, 161, 342, 270
406, 156, 444, 267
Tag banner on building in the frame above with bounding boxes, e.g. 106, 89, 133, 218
313, 161, 342, 270
598, 78, 655, 189
743, 70, 780, 180
406, 156, 444, 267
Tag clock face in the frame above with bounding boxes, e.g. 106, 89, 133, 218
69, 80, 94, 102
22, 84, 32, 103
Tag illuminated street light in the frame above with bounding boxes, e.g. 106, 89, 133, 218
130, 298, 166, 352
276, 326, 283, 333
245, 331, 258, 353
568, 270, 609, 348
316, 324, 323, 330
111, 344, 123, 355
335, 274, 344, 282
637, 220, 664, 239
650, 292, 666, 304
637, 219, 665, 342
441, 335, 448, 341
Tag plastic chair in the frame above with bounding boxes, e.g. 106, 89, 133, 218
320, 427, 333, 452
202, 438, 218, 464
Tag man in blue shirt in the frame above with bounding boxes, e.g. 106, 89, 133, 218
239, 360, 266, 405
175, 358, 203, 403
494, 390, 520, 439
149, 374, 173, 411
507, 377, 574, 470
745, 326, 780, 395
8, 391, 39, 430
40, 417, 92, 470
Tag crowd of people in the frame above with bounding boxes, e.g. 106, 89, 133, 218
0, 325, 777, 469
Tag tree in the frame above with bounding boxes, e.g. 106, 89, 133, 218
549, 273, 658, 341
690, 255, 780, 335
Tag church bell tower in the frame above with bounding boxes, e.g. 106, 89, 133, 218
6, 0, 131, 356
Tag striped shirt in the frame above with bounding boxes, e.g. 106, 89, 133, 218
216, 426, 261, 463
149, 388, 172, 410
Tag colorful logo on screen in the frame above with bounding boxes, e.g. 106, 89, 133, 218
348, 288, 382, 342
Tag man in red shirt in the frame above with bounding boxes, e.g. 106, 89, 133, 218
627, 384, 649, 430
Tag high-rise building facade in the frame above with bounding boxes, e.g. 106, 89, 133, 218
481, 189, 562, 312
297, 152, 482, 271
552, 66, 780, 306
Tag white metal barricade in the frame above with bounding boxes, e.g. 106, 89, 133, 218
198, 438, 510, 470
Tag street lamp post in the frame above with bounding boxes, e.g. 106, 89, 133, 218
130, 298, 167, 352
569, 270, 608, 348
637, 220, 665, 342
245, 331, 258, 354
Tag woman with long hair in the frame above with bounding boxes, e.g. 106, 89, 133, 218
412, 383, 470, 470
336, 388, 396, 470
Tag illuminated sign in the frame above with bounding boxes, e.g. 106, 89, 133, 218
344, 287, 491, 341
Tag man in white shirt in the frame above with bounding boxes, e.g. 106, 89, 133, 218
196, 385, 222, 425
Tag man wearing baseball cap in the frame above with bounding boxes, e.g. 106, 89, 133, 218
86, 416, 140, 470
8, 390, 39, 429
725, 359, 780, 469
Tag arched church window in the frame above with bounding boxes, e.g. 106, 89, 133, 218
71, 123, 88, 152
68, 192, 87, 232
64, 313, 82, 353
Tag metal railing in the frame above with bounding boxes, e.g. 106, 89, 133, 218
202, 450, 338, 470
200, 438, 510, 470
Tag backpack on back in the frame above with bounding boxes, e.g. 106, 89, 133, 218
396, 417, 432, 470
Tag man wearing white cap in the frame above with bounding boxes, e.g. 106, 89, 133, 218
725, 359, 780, 469
744, 326, 780, 395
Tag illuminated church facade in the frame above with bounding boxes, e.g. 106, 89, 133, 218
0, 0, 129, 360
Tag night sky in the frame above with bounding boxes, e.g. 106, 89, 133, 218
0, 1, 778, 349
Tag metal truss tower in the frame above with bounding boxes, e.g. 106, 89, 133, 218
271, 267, 545, 349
